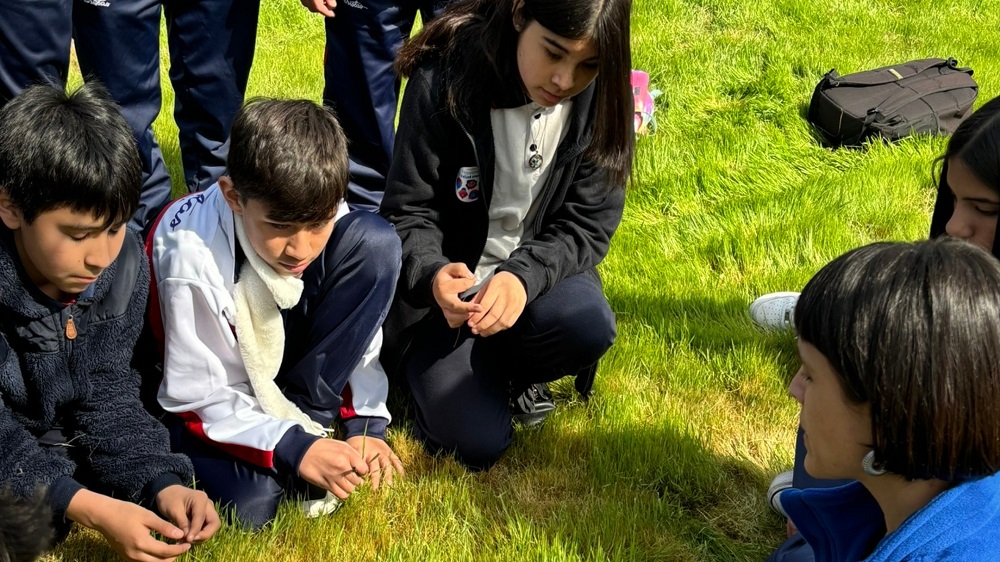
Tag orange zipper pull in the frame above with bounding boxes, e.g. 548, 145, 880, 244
65, 315, 77, 340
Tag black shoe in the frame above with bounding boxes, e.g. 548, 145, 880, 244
511, 383, 556, 426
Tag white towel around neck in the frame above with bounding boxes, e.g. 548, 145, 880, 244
232, 214, 342, 517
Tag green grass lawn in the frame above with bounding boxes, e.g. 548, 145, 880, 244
54, 0, 999, 560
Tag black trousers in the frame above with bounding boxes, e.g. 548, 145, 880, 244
321, 0, 450, 210
404, 270, 616, 470
0, 0, 260, 229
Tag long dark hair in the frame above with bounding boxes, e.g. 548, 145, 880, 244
796, 239, 1000, 481
929, 95, 1000, 257
396, 0, 634, 188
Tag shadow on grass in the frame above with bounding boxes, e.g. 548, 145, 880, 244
373, 352, 788, 560
478, 418, 787, 561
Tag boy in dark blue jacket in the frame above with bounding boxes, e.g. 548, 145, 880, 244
0, 83, 219, 562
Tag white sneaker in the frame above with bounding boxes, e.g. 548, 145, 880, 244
767, 470, 794, 518
749, 292, 800, 331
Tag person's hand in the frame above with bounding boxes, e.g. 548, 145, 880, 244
300, 0, 336, 17
467, 272, 527, 337
155, 485, 221, 544
432, 262, 483, 328
346, 435, 405, 489
66, 489, 191, 562
298, 438, 369, 499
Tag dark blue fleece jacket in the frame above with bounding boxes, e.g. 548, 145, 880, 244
0, 227, 193, 523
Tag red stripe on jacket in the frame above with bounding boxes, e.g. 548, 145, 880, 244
176, 411, 275, 468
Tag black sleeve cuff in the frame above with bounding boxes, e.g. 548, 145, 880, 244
342, 416, 388, 440
142, 472, 185, 507
273, 425, 322, 476
496, 262, 543, 303
48, 476, 85, 523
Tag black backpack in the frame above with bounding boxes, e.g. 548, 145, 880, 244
808, 58, 978, 148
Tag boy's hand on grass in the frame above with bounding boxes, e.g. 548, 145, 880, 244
346, 435, 405, 489
299, 438, 369, 499
468, 272, 526, 337
66, 489, 191, 562
155, 485, 220, 544
300, 0, 336, 17
432, 263, 483, 328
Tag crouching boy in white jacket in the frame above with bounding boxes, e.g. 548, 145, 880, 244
147, 99, 404, 528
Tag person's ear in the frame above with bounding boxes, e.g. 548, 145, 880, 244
512, 0, 526, 32
218, 176, 244, 217
0, 190, 23, 230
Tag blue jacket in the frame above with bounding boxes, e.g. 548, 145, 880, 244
785, 472, 1000, 561
0, 227, 193, 522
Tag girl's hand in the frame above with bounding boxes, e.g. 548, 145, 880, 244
432, 263, 484, 328
468, 272, 527, 337
300, 0, 336, 17
346, 435, 405, 489
67, 489, 191, 562
155, 485, 221, 544
298, 438, 369, 499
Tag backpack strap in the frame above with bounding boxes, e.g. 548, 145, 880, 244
866, 70, 976, 120
824, 58, 957, 87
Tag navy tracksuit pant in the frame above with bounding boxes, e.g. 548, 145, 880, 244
404, 270, 616, 470
766, 427, 852, 562
170, 211, 401, 529
321, 0, 450, 210
0, 0, 259, 230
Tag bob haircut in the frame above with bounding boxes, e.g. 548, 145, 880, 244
0, 82, 140, 228
929, 95, 1000, 257
226, 98, 349, 224
795, 238, 1000, 481
395, 0, 634, 188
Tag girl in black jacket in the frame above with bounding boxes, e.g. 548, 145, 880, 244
381, 0, 634, 469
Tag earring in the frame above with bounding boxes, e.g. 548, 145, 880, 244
862, 450, 886, 477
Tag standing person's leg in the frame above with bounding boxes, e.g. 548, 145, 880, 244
72, 0, 172, 231
321, 0, 420, 211
418, 0, 451, 21
0, 0, 72, 106
164, 0, 260, 194
277, 211, 402, 428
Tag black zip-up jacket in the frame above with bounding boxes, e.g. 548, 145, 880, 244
0, 227, 193, 522
380, 59, 626, 374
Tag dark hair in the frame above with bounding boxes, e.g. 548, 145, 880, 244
0, 82, 141, 228
396, 0, 634, 187
929, 95, 1000, 257
226, 98, 349, 224
795, 238, 1000, 481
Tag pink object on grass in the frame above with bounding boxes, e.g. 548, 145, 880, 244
631, 69, 661, 135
